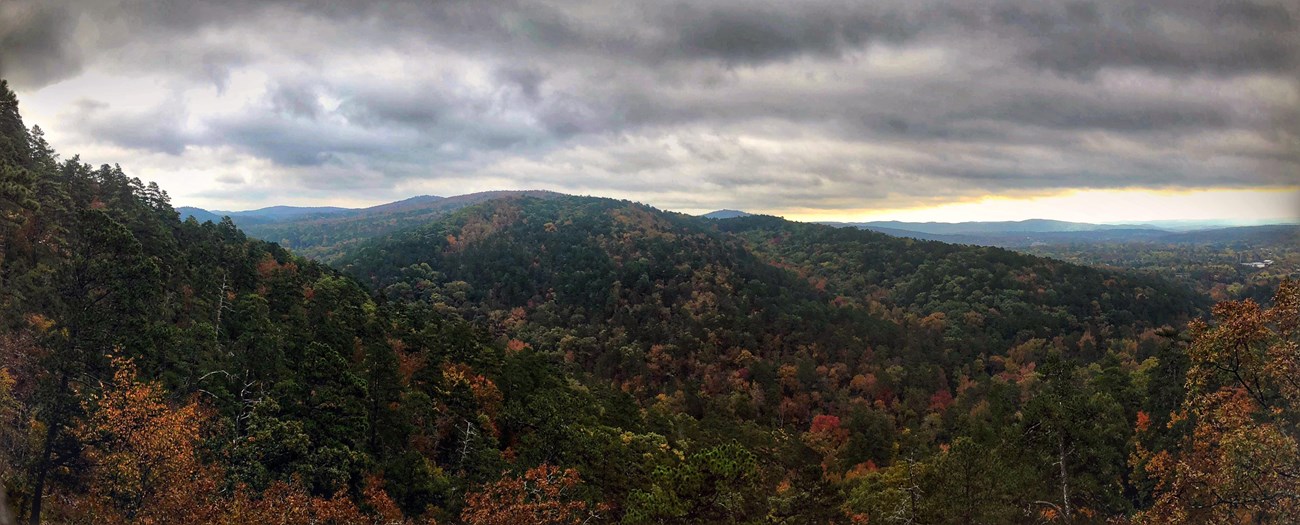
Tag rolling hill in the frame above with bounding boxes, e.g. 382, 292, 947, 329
183, 191, 562, 260
339, 196, 1202, 392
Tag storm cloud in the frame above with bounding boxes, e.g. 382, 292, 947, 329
1, 0, 1296, 214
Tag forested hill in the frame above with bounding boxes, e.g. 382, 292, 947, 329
186, 190, 564, 261
716, 215, 1204, 352
341, 198, 1201, 368
330, 195, 1219, 519
0, 81, 648, 524
6, 80, 1293, 524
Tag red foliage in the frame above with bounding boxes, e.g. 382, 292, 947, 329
928, 389, 954, 412
809, 414, 842, 434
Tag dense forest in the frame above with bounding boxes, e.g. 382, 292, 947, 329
1021, 231, 1299, 305
198, 191, 564, 262
2, 80, 1298, 524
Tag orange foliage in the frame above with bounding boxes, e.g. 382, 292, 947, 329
506, 338, 530, 353
66, 357, 432, 525
461, 464, 608, 525
1137, 280, 1300, 523
219, 477, 436, 525
73, 356, 220, 524
1134, 410, 1151, 433
442, 362, 503, 417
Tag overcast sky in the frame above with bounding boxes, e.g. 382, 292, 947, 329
2, 0, 1297, 221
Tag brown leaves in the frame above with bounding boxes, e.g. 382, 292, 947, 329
219, 477, 437, 525
1138, 279, 1300, 523
461, 464, 608, 525
65, 357, 434, 525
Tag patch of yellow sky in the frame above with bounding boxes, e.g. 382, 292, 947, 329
778, 187, 1300, 224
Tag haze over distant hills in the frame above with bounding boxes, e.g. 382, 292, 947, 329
180, 190, 562, 260
828, 219, 1145, 235
701, 209, 753, 219
694, 210, 1299, 248
182, 198, 1300, 255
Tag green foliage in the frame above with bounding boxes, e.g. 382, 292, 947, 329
623, 443, 762, 524
0, 82, 1268, 523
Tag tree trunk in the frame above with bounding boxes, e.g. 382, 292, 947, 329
28, 374, 67, 525
1058, 434, 1071, 521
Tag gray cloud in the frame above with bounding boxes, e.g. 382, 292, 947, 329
0, 2, 83, 88
2, 0, 1297, 215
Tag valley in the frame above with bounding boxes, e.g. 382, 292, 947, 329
2, 81, 1297, 524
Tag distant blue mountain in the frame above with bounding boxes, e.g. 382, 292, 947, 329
702, 209, 752, 219
177, 206, 225, 223
179, 204, 356, 224
831, 219, 1148, 235
215, 205, 353, 219
825, 220, 1298, 248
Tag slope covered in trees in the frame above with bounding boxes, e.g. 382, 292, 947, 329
186, 191, 563, 262
2, 80, 1290, 524
335, 196, 1212, 521
0, 81, 636, 524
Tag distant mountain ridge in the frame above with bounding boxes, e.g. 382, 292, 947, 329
826, 218, 1147, 235
212, 204, 353, 218
702, 209, 752, 219
817, 219, 1299, 248
181, 191, 560, 260
183, 195, 1298, 255
179, 197, 446, 223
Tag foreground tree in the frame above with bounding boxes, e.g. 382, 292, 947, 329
69, 357, 220, 524
1138, 280, 1299, 523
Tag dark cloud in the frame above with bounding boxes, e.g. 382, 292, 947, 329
69, 99, 193, 155
2, 0, 1297, 213
0, 2, 83, 88
652, 1, 919, 64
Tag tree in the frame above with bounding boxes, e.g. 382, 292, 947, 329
623, 443, 762, 524
1019, 353, 1130, 521
283, 341, 369, 493
71, 356, 220, 524
461, 464, 607, 525
1138, 280, 1300, 523
27, 208, 160, 524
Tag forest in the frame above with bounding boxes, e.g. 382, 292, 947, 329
1, 79, 1298, 524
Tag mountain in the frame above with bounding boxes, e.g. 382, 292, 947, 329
356, 194, 444, 214
236, 190, 561, 260
834, 219, 1299, 249
702, 209, 752, 219
214, 204, 354, 220
1, 80, 1281, 523
176, 205, 224, 223
341, 195, 1201, 394
860, 227, 1174, 247
1161, 224, 1300, 245
1, 81, 660, 523
180, 204, 354, 224
828, 218, 1147, 235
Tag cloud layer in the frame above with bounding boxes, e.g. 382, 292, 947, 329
2, 0, 1297, 215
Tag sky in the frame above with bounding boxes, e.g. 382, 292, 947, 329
1, 0, 1297, 223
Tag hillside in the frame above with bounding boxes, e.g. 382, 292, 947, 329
188, 191, 562, 261
332, 196, 1210, 519
701, 209, 752, 219
837, 218, 1299, 251
0, 81, 647, 524
342, 199, 1200, 371
2, 79, 1287, 524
